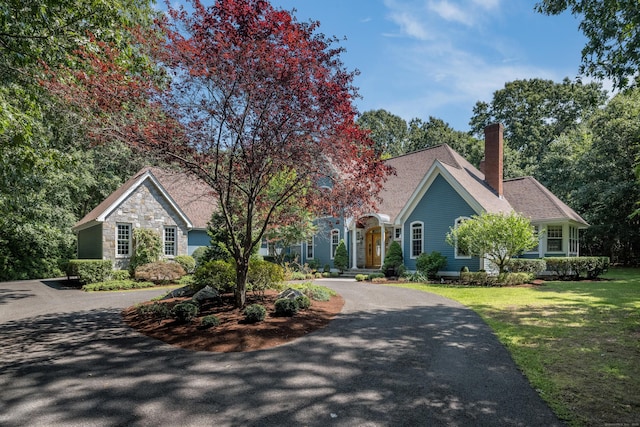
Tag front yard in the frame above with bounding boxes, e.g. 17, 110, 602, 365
392, 267, 640, 426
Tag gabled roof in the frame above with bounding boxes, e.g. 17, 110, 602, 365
379, 144, 512, 223
503, 176, 588, 227
72, 167, 216, 232
374, 144, 587, 227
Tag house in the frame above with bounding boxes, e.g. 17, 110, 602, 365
72, 167, 216, 269
74, 124, 588, 273
295, 123, 588, 274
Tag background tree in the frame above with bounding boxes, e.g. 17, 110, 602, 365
536, 0, 640, 89
446, 212, 538, 274
356, 109, 408, 157
469, 78, 607, 177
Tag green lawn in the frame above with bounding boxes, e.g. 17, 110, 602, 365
392, 268, 640, 426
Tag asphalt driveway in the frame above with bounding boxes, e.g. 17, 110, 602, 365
0, 278, 562, 426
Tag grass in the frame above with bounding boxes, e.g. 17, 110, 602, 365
391, 267, 640, 426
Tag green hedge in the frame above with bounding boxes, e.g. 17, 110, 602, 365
507, 258, 547, 274
544, 256, 610, 280
82, 280, 156, 291
460, 272, 532, 286
66, 259, 112, 285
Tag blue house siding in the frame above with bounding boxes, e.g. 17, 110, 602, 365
187, 229, 210, 255
313, 217, 344, 270
403, 174, 481, 272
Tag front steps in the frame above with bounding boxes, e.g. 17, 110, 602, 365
339, 268, 382, 279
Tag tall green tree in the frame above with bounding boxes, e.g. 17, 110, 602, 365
357, 109, 408, 157
469, 78, 607, 177
536, 0, 640, 89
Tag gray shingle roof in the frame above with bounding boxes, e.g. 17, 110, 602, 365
72, 167, 216, 231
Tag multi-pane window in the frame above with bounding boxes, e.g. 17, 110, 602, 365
306, 237, 314, 259
394, 227, 402, 241
164, 226, 176, 256
569, 226, 579, 256
116, 223, 131, 256
330, 229, 340, 259
454, 217, 471, 259
547, 225, 563, 252
411, 222, 423, 258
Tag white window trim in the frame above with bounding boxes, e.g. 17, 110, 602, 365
306, 236, 314, 260
410, 221, 423, 259
116, 223, 131, 258
330, 229, 340, 260
454, 216, 472, 259
394, 227, 402, 241
527, 225, 541, 255
164, 226, 177, 257
546, 225, 564, 253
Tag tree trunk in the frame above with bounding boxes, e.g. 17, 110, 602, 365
234, 259, 248, 308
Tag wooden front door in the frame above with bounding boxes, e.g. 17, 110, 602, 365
366, 227, 382, 268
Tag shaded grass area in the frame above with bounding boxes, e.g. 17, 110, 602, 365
392, 268, 640, 426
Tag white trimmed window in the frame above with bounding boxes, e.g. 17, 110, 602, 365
330, 229, 340, 259
306, 236, 314, 259
547, 225, 563, 252
569, 226, 579, 256
116, 223, 131, 257
410, 222, 423, 258
454, 217, 471, 259
394, 227, 402, 241
164, 226, 177, 257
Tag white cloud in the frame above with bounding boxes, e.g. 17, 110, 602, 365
428, 1, 473, 26
387, 10, 432, 40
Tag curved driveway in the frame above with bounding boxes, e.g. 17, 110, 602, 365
0, 278, 561, 426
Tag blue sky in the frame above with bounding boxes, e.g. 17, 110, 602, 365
270, 0, 589, 131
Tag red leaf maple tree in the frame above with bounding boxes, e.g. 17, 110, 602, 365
48, 0, 392, 307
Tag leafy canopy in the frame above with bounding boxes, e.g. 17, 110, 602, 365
446, 212, 538, 274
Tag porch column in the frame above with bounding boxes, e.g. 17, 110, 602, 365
380, 225, 386, 267
351, 227, 358, 269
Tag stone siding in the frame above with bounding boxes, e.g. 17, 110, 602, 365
103, 180, 189, 270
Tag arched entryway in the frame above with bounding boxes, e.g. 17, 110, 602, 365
365, 227, 382, 268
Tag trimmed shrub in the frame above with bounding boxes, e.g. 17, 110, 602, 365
459, 271, 496, 286
171, 301, 199, 323
201, 315, 220, 328
507, 258, 547, 275
110, 269, 130, 281
368, 272, 385, 280
354, 274, 368, 282
136, 302, 171, 319
334, 239, 349, 272
416, 251, 447, 279
295, 294, 311, 310
307, 258, 320, 271
191, 246, 209, 268
544, 256, 610, 280
174, 255, 196, 274
134, 261, 186, 284
497, 272, 533, 286
66, 259, 112, 285
82, 280, 155, 291
371, 277, 387, 283
382, 241, 404, 276
244, 304, 267, 323
193, 259, 236, 293
274, 298, 299, 316
248, 259, 284, 294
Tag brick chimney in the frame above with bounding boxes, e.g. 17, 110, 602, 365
483, 123, 504, 197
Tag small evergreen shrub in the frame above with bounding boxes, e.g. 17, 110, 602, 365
82, 280, 155, 291
191, 246, 209, 268
323, 264, 331, 273
193, 259, 236, 293
355, 274, 368, 282
134, 261, 186, 284
497, 272, 533, 286
416, 251, 447, 279
382, 241, 404, 276
174, 255, 196, 274
274, 298, 299, 316
368, 272, 385, 280
201, 315, 220, 328
321, 272, 331, 278
110, 269, 130, 280
314, 272, 323, 278
66, 259, 112, 285
544, 256, 610, 280
334, 239, 349, 272
460, 272, 496, 286
171, 301, 199, 323
248, 259, 284, 296
243, 304, 267, 323
136, 301, 172, 319
295, 295, 311, 310
371, 277, 387, 283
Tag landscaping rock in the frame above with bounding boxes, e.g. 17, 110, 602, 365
162, 285, 194, 300
277, 288, 304, 300
192, 285, 219, 304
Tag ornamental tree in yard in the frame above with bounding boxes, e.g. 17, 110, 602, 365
49, 0, 390, 307
445, 212, 539, 274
